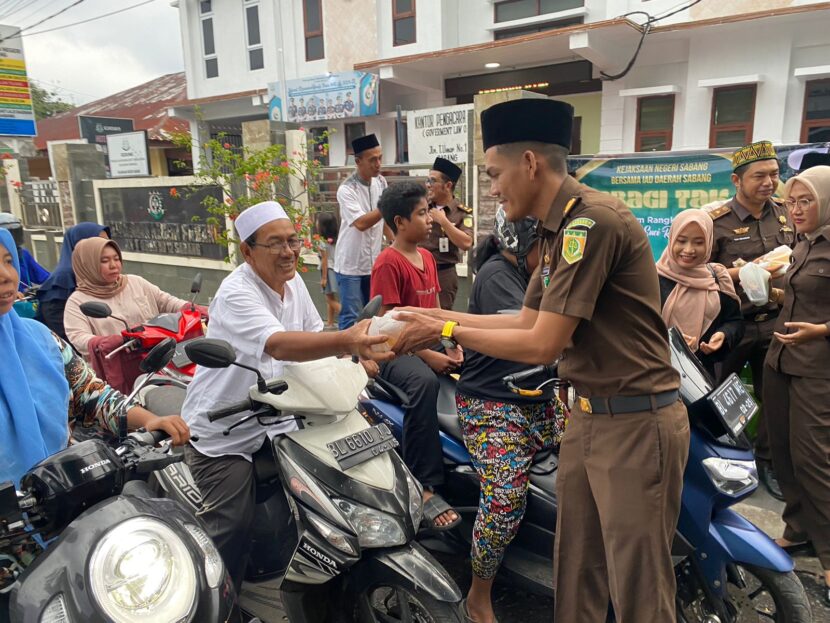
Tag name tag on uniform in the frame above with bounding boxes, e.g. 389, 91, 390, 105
733, 236, 751, 242
439, 237, 449, 253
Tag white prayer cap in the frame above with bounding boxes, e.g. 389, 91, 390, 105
235, 201, 290, 242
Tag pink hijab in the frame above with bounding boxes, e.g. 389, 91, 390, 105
656, 209, 739, 351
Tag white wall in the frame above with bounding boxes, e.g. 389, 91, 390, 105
599, 12, 830, 154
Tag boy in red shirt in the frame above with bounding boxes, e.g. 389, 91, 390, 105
371, 182, 461, 531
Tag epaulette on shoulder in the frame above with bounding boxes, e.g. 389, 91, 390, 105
457, 203, 473, 214
707, 204, 732, 220
563, 196, 582, 217
771, 196, 785, 205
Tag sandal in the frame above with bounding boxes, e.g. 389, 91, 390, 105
459, 598, 499, 623
421, 493, 461, 533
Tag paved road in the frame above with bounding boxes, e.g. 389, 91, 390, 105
238, 488, 828, 622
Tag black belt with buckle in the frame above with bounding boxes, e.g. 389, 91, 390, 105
747, 310, 779, 323
578, 390, 680, 415
436, 263, 456, 271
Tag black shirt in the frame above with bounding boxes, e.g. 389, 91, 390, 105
658, 274, 745, 375
457, 254, 554, 404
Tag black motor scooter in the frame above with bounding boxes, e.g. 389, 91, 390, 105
0, 339, 244, 623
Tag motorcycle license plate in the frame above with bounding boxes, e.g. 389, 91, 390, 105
707, 373, 758, 438
327, 424, 399, 470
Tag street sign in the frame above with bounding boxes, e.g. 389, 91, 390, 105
0, 24, 36, 137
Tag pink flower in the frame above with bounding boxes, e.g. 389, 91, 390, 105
223, 142, 232, 149
169, 187, 179, 198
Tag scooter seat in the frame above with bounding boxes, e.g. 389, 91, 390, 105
143, 385, 187, 417
437, 376, 464, 442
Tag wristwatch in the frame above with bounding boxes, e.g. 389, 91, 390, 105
440, 320, 459, 350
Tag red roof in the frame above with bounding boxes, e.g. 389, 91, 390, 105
33, 72, 189, 150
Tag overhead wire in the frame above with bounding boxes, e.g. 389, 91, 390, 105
0, 0, 87, 43
600, 0, 705, 81
23, 0, 157, 37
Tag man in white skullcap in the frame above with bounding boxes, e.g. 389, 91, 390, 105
182, 201, 393, 588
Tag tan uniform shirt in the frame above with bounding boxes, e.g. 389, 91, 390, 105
524, 176, 679, 398
766, 232, 830, 379
709, 197, 795, 316
422, 199, 473, 266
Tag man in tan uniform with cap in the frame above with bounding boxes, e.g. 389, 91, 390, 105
394, 98, 689, 623
423, 156, 473, 309
707, 141, 795, 499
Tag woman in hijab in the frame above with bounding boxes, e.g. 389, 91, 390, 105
63, 237, 191, 358
36, 222, 110, 341
656, 208, 744, 377
0, 228, 189, 489
763, 165, 830, 605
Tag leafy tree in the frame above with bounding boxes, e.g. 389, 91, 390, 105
30, 82, 73, 120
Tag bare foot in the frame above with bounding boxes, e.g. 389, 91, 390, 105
423, 490, 458, 527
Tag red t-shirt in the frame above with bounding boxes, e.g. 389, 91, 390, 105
371, 247, 440, 309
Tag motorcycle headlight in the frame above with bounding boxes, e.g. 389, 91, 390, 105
184, 523, 224, 588
89, 517, 197, 623
335, 499, 406, 548
405, 471, 423, 532
703, 458, 758, 496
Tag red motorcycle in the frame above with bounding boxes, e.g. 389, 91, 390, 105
80, 274, 207, 387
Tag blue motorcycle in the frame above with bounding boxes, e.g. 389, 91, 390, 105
359, 327, 812, 622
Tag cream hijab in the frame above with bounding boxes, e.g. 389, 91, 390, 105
784, 165, 830, 241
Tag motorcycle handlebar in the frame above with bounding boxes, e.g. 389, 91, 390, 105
207, 397, 253, 422
502, 365, 555, 385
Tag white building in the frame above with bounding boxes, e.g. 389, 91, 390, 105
171, 0, 830, 164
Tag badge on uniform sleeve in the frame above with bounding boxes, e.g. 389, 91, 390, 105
568, 217, 596, 230
562, 229, 587, 265
463, 216, 473, 228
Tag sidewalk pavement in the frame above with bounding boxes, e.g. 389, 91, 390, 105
737, 487, 829, 619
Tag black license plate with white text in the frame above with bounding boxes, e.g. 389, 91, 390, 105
327, 424, 399, 470
707, 373, 758, 438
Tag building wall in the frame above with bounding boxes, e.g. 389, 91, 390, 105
556, 92, 602, 154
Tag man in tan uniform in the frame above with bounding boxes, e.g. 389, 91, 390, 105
423, 157, 473, 309
394, 99, 689, 623
707, 141, 795, 499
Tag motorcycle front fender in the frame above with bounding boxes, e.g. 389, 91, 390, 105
704, 508, 793, 576
350, 542, 462, 604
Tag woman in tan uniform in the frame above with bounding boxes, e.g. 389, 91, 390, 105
763, 165, 830, 605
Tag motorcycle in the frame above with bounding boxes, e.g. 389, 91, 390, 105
360, 326, 813, 622
0, 338, 244, 623
79, 273, 206, 385
174, 325, 464, 623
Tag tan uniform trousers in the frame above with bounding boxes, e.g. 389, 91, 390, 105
553, 400, 689, 623
764, 366, 830, 568
437, 265, 459, 310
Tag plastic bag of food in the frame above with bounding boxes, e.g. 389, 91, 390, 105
368, 314, 406, 352
753, 245, 792, 277
739, 262, 771, 306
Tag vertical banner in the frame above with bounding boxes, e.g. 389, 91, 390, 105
0, 24, 36, 137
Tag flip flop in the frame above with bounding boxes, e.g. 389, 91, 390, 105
459, 598, 499, 623
421, 493, 461, 533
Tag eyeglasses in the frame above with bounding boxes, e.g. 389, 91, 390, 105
425, 177, 445, 186
783, 198, 814, 210
251, 239, 302, 254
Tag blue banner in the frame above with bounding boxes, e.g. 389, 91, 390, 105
268, 71, 379, 123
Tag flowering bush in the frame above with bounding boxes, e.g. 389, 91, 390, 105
171, 123, 331, 262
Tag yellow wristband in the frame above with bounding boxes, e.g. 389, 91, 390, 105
441, 320, 458, 340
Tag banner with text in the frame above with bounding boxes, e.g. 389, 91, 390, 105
570, 144, 818, 259
268, 71, 380, 123
406, 104, 473, 165
0, 24, 35, 137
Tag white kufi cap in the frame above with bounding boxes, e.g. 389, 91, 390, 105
235, 201, 290, 241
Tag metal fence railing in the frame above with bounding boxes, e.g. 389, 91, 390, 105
19, 180, 62, 229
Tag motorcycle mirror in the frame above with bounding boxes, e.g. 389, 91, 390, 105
185, 338, 237, 369
190, 273, 203, 294
357, 295, 383, 322
140, 338, 177, 374
80, 301, 113, 319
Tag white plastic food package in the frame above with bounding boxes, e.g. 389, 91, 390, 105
739, 263, 771, 307
753, 245, 792, 278
368, 314, 406, 353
